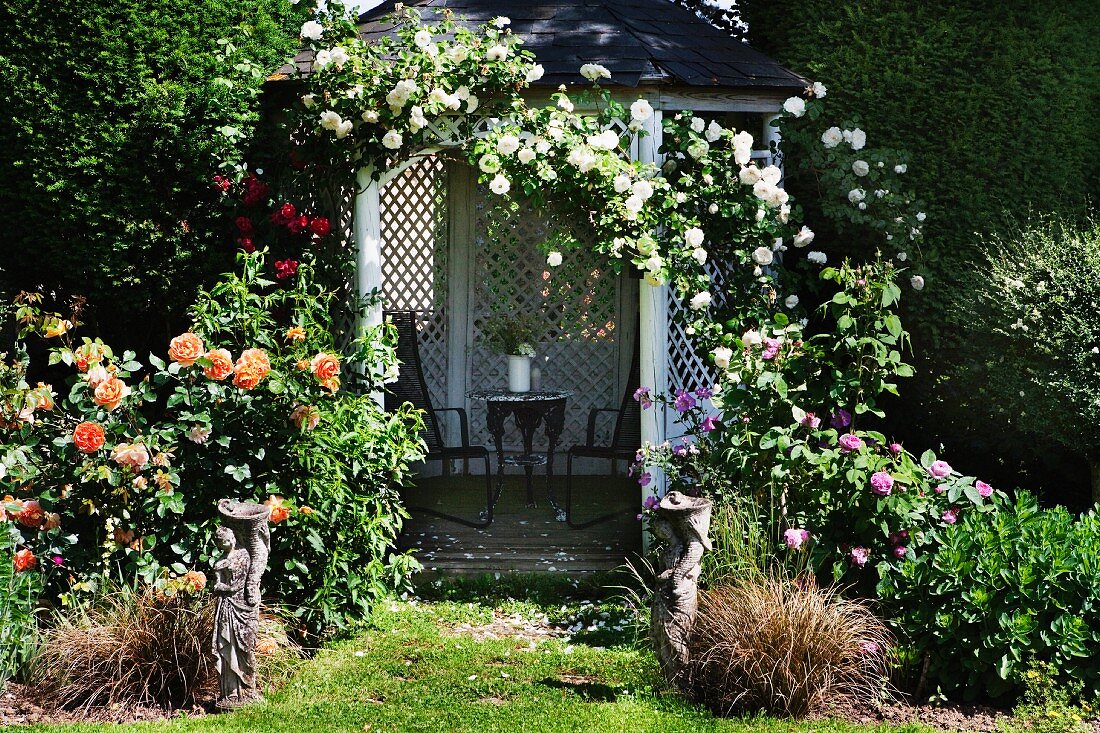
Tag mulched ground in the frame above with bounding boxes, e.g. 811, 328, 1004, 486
0, 681, 209, 727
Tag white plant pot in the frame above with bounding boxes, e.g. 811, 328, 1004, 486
507, 355, 532, 393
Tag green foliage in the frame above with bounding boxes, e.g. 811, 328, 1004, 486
1004, 661, 1092, 733
950, 217, 1100, 493
479, 313, 540, 356
0, 0, 301, 351
0, 524, 41, 682
881, 493, 1100, 701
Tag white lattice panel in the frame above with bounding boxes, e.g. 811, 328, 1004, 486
380, 157, 449, 418
468, 187, 627, 453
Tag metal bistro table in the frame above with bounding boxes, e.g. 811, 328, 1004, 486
467, 388, 573, 522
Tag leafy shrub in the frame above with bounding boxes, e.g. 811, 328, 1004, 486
0, 522, 42, 681
32, 580, 299, 710
0, 0, 302, 355
951, 217, 1100, 500
881, 492, 1100, 701
0, 252, 425, 636
686, 576, 892, 717
1004, 661, 1092, 733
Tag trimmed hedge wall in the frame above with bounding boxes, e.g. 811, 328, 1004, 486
741, 0, 1100, 498
0, 0, 299, 353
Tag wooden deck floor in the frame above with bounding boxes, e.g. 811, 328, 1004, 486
398, 474, 642, 574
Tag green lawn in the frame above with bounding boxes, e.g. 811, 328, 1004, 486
17, 577, 934, 733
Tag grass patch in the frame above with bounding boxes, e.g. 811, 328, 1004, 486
12, 579, 933, 733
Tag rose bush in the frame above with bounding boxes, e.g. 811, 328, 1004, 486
0, 252, 424, 636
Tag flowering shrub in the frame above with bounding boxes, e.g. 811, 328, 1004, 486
0, 253, 423, 635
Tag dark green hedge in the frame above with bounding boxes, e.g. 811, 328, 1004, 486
0, 0, 299, 353
741, 0, 1100, 497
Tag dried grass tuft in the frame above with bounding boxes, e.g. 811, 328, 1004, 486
31, 584, 299, 711
686, 576, 892, 718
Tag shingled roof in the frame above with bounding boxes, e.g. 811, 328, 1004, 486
282, 0, 805, 90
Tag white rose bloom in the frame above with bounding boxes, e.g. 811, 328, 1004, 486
630, 99, 653, 122
319, 110, 342, 131
782, 96, 806, 117
849, 128, 867, 150
408, 105, 427, 132
428, 87, 450, 106
687, 141, 709, 159
689, 292, 712, 310
785, 294, 799, 309
752, 179, 775, 203
382, 129, 403, 149
690, 116, 705, 133
624, 194, 644, 213
760, 165, 782, 185
613, 174, 632, 193
313, 49, 332, 69
852, 160, 870, 177
733, 130, 754, 149
916, 211, 927, 222
712, 346, 733, 369
362, 110, 379, 123
692, 247, 708, 265
414, 29, 433, 48
547, 251, 563, 267
751, 246, 774, 266
875, 189, 887, 198
557, 95, 574, 113
779, 204, 791, 223
708, 203, 719, 214
894, 163, 907, 174
449, 44, 469, 63
848, 188, 866, 204
897, 251, 908, 262
910, 275, 925, 291
580, 63, 611, 81
188, 425, 212, 444
517, 147, 536, 164
645, 254, 663, 272
742, 329, 762, 347
685, 227, 705, 247
486, 45, 509, 62
821, 126, 843, 148
496, 134, 520, 155
525, 64, 545, 83
535, 139, 551, 154
567, 146, 597, 172
739, 165, 761, 186
489, 174, 510, 195
793, 225, 815, 248
632, 180, 654, 200
755, 208, 766, 222
858, 202, 867, 210
466, 95, 480, 113
812, 81, 827, 98
807, 251, 827, 265
301, 93, 317, 109
675, 192, 687, 204
335, 120, 353, 139
330, 46, 349, 69
587, 129, 620, 150
300, 20, 324, 41
478, 153, 501, 173
492, 16, 511, 27
773, 236, 784, 251
705, 120, 724, 142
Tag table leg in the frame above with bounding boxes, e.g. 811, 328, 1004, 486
485, 402, 508, 516
544, 399, 567, 522
513, 405, 544, 507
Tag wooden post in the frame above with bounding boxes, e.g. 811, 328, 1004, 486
354, 165, 384, 405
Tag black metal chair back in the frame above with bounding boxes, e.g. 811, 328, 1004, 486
609, 345, 641, 451
385, 310, 445, 454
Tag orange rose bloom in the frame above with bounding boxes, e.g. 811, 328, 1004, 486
290, 404, 320, 431
16, 499, 44, 529
265, 495, 291, 524
320, 376, 341, 393
237, 348, 271, 371
94, 376, 130, 412
285, 326, 306, 342
43, 512, 61, 531
183, 570, 207, 592
73, 343, 106, 373
13, 549, 36, 573
295, 359, 310, 372
168, 333, 205, 367
233, 349, 271, 390
73, 422, 106, 453
310, 352, 340, 381
203, 349, 233, 381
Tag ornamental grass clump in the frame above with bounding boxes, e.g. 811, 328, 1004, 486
31, 581, 299, 711
686, 576, 891, 718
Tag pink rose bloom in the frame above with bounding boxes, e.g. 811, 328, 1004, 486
892, 545, 907, 559
928, 460, 952, 479
888, 442, 902, 455
942, 507, 959, 525
838, 433, 865, 453
850, 546, 870, 567
783, 528, 810, 550
976, 480, 993, 498
111, 442, 151, 471
934, 484, 948, 494
801, 412, 821, 429
700, 415, 718, 432
870, 471, 894, 497
761, 338, 781, 361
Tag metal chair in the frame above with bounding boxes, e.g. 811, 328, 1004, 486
385, 310, 494, 528
565, 344, 641, 528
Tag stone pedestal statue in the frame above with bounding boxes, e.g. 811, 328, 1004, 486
650, 491, 712, 685
211, 499, 271, 709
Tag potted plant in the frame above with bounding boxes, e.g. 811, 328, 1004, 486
481, 313, 539, 392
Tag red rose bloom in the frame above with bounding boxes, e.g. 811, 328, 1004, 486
274, 259, 299, 280
241, 174, 270, 207
237, 237, 255, 253
235, 216, 253, 233
310, 217, 331, 237
288, 215, 310, 234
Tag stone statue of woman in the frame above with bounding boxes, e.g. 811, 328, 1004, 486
211, 499, 271, 709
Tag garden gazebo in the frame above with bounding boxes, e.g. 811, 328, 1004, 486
273, 0, 804, 567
